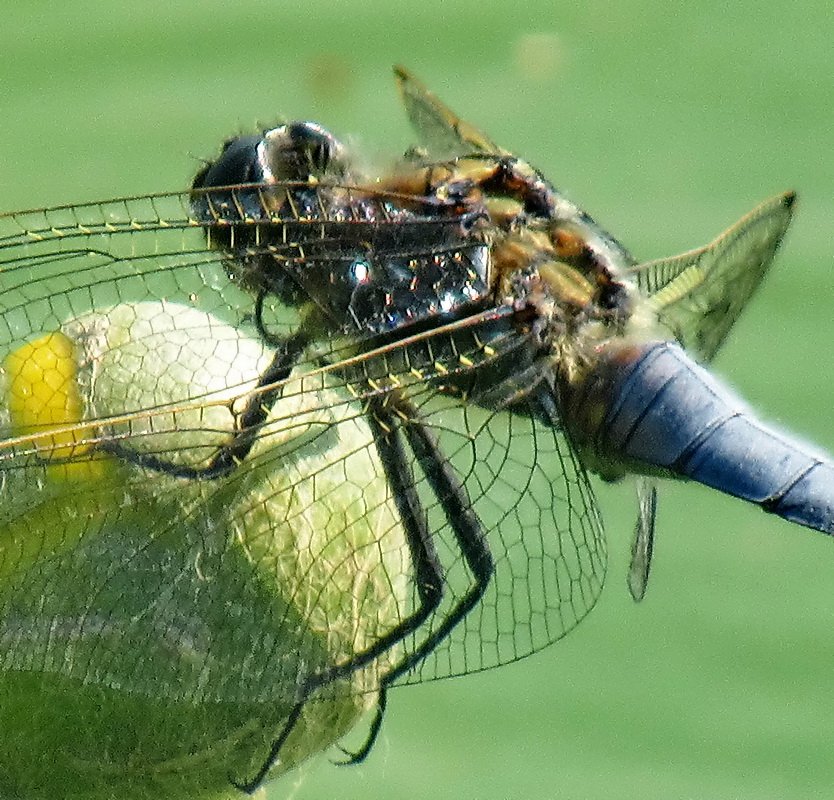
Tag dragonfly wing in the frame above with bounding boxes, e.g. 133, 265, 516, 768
276, 231, 492, 337
628, 192, 795, 362
0, 187, 607, 703
394, 65, 506, 157
189, 181, 493, 337
627, 478, 658, 602
0, 303, 412, 786
0, 189, 478, 783
618, 193, 793, 596
383, 387, 607, 685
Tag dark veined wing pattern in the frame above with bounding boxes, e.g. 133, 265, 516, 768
0, 181, 606, 715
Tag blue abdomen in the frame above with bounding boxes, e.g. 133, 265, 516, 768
578, 340, 834, 535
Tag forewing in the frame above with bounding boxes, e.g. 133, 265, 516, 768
189, 180, 492, 337
0, 188, 605, 713
385, 385, 607, 684
0, 192, 408, 711
394, 65, 506, 157
628, 192, 795, 362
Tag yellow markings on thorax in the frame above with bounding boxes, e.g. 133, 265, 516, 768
537, 261, 595, 309
4, 331, 106, 481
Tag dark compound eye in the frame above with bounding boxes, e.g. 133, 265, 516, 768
192, 121, 348, 191
192, 135, 263, 189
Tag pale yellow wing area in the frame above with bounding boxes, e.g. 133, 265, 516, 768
629, 192, 795, 362
624, 192, 794, 599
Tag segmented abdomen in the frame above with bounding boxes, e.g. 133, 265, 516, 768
582, 340, 834, 535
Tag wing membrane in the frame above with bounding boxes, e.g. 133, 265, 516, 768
0, 183, 487, 343
394, 65, 506, 157
0, 184, 606, 707
627, 478, 657, 602
629, 192, 795, 362
394, 390, 605, 683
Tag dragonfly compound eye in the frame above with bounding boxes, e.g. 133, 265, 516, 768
192, 134, 263, 188
259, 121, 348, 180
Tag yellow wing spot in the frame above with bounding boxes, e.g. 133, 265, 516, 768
458, 354, 474, 367
4, 332, 106, 481
433, 361, 449, 375
649, 265, 706, 310
482, 345, 496, 357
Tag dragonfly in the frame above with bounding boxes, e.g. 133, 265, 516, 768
0, 66, 831, 796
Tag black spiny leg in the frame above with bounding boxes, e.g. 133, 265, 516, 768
229, 699, 306, 794
253, 288, 290, 347
101, 329, 309, 479
232, 399, 448, 791
340, 399, 495, 764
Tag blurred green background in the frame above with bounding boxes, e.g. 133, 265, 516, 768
1, 1, 833, 798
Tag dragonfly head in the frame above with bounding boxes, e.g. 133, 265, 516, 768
193, 121, 349, 192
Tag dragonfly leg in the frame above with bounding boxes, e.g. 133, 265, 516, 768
338, 402, 495, 764
252, 287, 294, 346
295, 395, 495, 696
237, 395, 496, 783
229, 699, 306, 794
99, 329, 309, 479
334, 686, 388, 765
233, 399, 449, 788
303, 401, 456, 679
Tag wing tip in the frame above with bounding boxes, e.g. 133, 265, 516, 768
392, 64, 410, 84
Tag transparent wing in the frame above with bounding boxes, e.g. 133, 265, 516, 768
627, 478, 657, 602
0, 191, 606, 713
394, 65, 506, 157
388, 387, 606, 684
620, 193, 793, 599
628, 192, 795, 362
0, 183, 488, 339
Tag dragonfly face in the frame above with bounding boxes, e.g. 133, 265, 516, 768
0, 67, 830, 796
